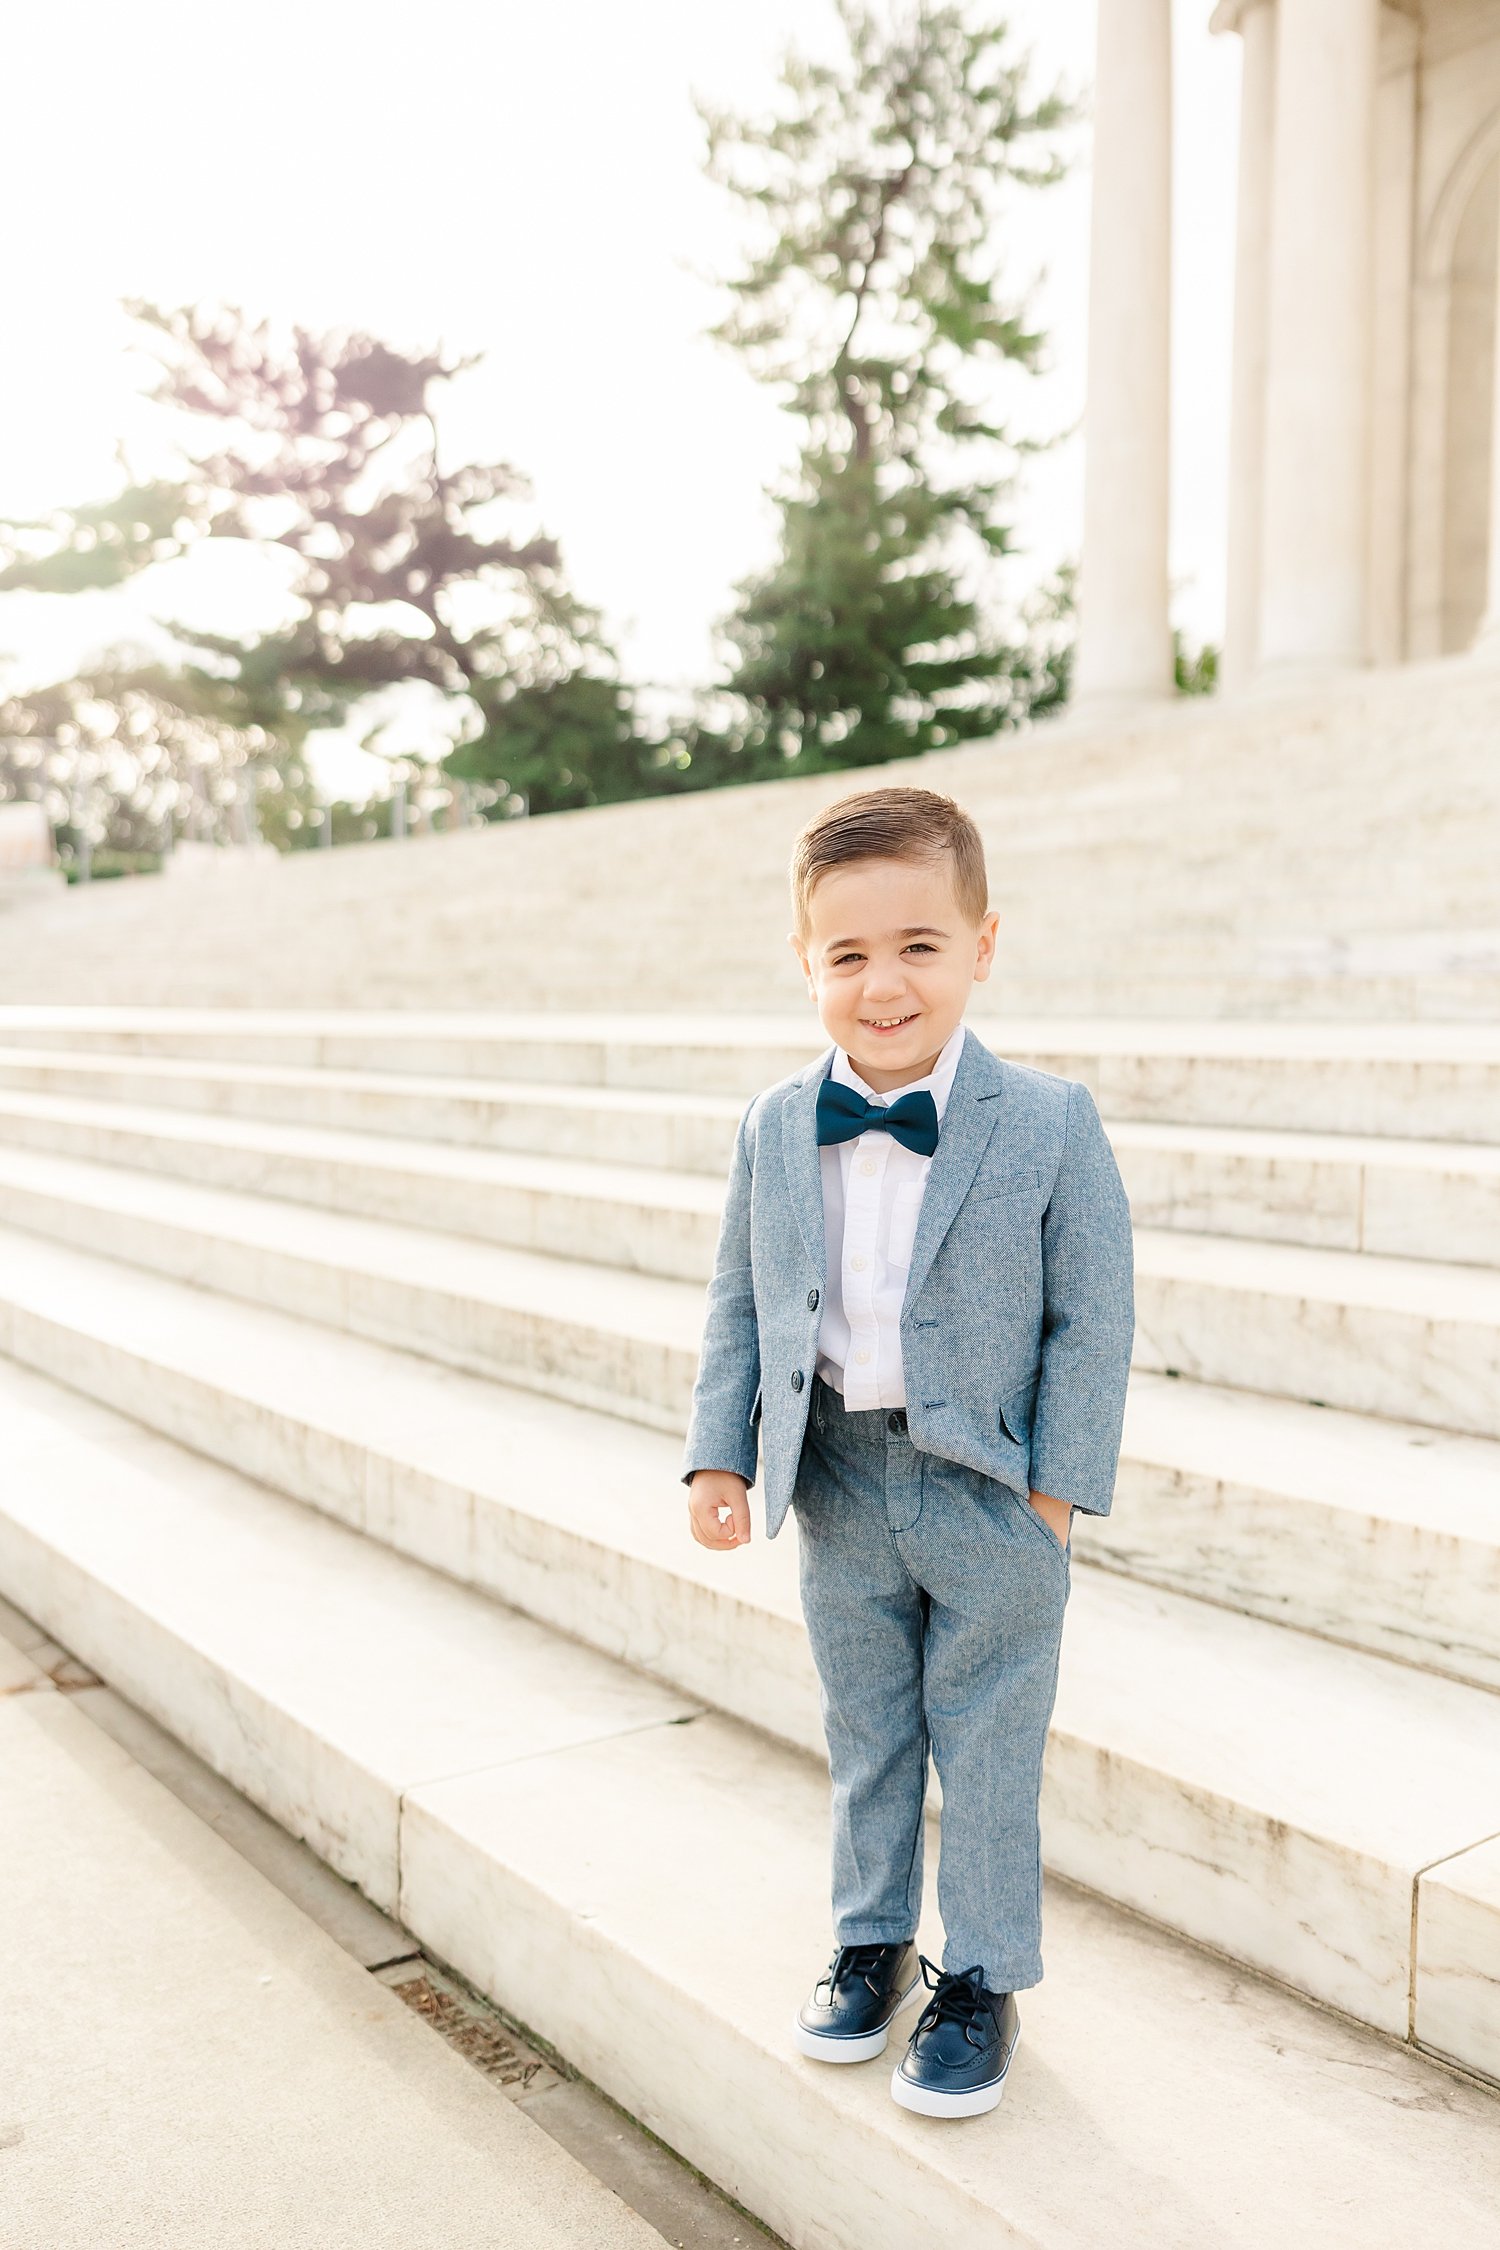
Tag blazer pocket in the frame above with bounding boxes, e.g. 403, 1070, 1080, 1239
997, 1375, 1038, 1445
968, 1166, 1045, 1206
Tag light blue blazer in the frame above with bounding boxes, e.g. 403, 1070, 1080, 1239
681, 1026, 1136, 1539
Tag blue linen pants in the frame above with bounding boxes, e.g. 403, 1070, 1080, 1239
790, 1375, 1071, 1993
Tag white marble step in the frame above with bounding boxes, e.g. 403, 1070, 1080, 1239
2, 1224, 1495, 1692
0, 1140, 705, 1431
1418, 1835, 1500, 2082
1, 1086, 1498, 1273
0, 1045, 743, 1174
2, 1352, 1499, 2250
2, 1236, 1499, 2046
0, 1089, 722, 1283
1108, 1376, 1500, 1688
0, 1006, 820, 1091
1117, 1116, 1500, 1266
1, 1136, 1498, 1439
3, 1006, 1500, 1137
1134, 1227, 1500, 1438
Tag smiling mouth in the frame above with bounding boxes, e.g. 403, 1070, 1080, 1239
862, 1013, 919, 1030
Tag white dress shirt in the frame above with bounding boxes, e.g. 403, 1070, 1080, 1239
814, 1024, 966, 1411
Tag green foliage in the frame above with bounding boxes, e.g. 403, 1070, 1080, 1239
62, 846, 164, 884
0, 481, 193, 597
722, 453, 1061, 772
443, 671, 669, 817
1174, 632, 1220, 697
702, 0, 1071, 766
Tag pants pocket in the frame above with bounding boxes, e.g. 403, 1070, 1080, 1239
1010, 1488, 1070, 1565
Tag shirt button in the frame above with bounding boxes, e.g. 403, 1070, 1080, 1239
854, 1349, 871, 1366
849, 1254, 867, 1272
790, 1369, 805, 1392
859, 1159, 877, 1177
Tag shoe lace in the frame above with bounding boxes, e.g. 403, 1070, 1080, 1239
910, 1956, 994, 2050
818, 1943, 896, 2000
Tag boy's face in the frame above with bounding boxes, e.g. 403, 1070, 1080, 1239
789, 853, 998, 1093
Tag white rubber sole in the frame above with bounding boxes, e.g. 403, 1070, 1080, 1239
792, 1975, 921, 2064
889, 2022, 1020, 2118
793, 2018, 891, 2063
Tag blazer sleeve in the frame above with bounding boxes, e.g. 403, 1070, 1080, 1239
1027, 1080, 1135, 1517
680, 1099, 761, 1487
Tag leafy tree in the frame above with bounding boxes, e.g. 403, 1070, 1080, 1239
444, 673, 659, 817
0, 304, 650, 832
700, 0, 1072, 772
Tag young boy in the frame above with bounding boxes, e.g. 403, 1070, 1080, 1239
682, 785, 1135, 2119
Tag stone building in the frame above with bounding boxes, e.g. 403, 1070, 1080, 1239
1077, 0, 1500, 702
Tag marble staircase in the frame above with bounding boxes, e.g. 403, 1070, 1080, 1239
3, 651, 1500, 1021
1, 1006, 1498, 2248
9, 1354, 1500, 2250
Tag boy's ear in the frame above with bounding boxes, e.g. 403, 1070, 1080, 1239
787, 929, 814, 987
972, 909, 1000, 983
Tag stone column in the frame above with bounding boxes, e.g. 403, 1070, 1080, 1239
1213, 0, 1277, 693
1472, 210, 1500, 653
1074, 0, 1174, 709
1366, 10, 1420, 666
1257, 0, 1380, 677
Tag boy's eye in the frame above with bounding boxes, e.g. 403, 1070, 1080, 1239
832, 940, 940, 967
833, 952, 863, 966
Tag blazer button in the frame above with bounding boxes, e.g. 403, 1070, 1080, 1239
807, 1288, 820, 1311
790, 1369, 805, 1392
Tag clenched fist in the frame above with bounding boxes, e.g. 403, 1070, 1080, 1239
688, 1470, 752, 1550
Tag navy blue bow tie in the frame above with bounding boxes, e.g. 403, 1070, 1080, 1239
815, 1077, 941, 1158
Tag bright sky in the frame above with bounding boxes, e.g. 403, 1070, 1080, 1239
3, 1, 1238, 798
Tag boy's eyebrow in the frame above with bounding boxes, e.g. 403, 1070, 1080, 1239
821, 925, 951, 952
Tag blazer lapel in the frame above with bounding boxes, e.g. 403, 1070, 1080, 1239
901, 1027, 1006, 1306
780, 1049, 833, 1276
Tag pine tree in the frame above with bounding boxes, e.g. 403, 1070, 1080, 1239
702, 1, 1071, 774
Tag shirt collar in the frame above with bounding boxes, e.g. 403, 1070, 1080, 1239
831, 1022, 967, 1123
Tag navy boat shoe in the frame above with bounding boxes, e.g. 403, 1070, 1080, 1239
890, 1957, 1020, 2117
793, 1940, 919, 2063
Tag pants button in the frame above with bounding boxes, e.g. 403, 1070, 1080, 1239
887, 1412, 904, 1434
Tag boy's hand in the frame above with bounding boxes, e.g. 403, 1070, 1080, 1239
688, 1471, 752, 1550
1028, 1489, 1073, 1548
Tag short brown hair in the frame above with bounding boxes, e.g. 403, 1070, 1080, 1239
790, 786, 988, 934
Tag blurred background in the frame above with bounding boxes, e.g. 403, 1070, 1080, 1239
1, 0, 1237, 872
